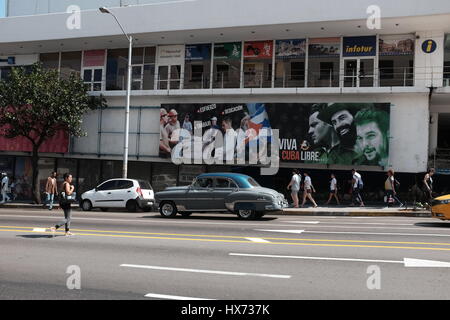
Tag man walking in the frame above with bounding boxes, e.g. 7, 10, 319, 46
0, 172, 11, 204
287, 169, 301, 208
44, 171, 58, 210
351, 169, 365, 207
301, 172, 318, 208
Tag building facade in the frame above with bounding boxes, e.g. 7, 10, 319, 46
1, 0, 450, 200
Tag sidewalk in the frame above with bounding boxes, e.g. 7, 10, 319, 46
280, 206, 431, 217
0, 201, 431, 217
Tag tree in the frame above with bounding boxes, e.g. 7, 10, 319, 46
0, 63, 107, 203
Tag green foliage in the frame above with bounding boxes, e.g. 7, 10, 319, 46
0, 63, 107, 147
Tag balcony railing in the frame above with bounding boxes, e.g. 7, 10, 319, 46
55, 66, 448, 92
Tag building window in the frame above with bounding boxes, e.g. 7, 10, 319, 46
106, 48, 128, 90
143, 47, 156, 90
82, 50, 105, 91
60, 51, 82, 79
379, 34, 415, 87
275, 39, 306, 88
307, 38, 341, 87
0, 66, 12, 80
243, 41, 273, 88
444, 34, 450, 86
184, 44, 211, 89
213, 42, 241, 88
40, 52, 60, 70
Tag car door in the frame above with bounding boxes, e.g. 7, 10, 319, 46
93, 180, 118, 207
212, 178, 238, 211
112, 180, 135, 207
185, 177, 215, 211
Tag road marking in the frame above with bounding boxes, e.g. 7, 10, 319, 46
120, 264, 291, 279
230, 253, 450, 268
0, 214, 444, 232
304, 231, 450, 237
288, 221, 320, 224
229, 253, 403, 264
245, 238, 271, 243
256, 229, 305, 234
32, 228, 47, 232
404, 258, 450, 268
144, 293, 214, 300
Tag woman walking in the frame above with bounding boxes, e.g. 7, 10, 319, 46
385, 169, 403, 207
325, 173, 340, 205
301, 172, 318, 208
49, 173, 75, 236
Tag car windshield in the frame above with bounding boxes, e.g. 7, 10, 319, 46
247, 177, 260, 187
138, 180, 152, 190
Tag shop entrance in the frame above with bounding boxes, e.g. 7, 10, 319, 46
343, 58, 375, 87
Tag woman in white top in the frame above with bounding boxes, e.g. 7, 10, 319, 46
301, 172, 318, 208
326, 173, 340, 205
287, 169, 301, 208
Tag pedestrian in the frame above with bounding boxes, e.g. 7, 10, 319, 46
351, 169, 365, 207
325, 173, 340, 205
49, 173, 75, 236
422, 168, 435, 206
0, 172, 11, 204
287, 169, 301, 208
44, 171, 58, 210
301, 172, 318, 208
384, 169, 403, 207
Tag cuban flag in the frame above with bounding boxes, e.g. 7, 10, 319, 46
245, 103, 272, 145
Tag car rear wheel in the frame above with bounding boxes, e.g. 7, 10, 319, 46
160, 202, 178, 218
126, 200, 138, 212
81, 200, 92, 212
237, 209, 256, 220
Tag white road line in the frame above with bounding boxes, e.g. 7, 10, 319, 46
245, 238, 271, 243
144, 293, 214, 300
32, 228, 46, 232
303, 231, 450, 237
287, 221, 320, 224
256, 229, 305, 234
120, 264, 291, 279
229, 253, 403, 264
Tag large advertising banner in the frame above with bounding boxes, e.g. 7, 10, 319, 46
343, 36, 377, 57
159, 103, 391, 167
185, 44, 211, 61
214, 42, 242, 60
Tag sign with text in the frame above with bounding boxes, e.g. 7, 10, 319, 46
343, 36, 377, 57
159, 102, 391, 167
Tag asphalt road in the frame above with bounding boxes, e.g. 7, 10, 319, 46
1, 208, 450, 300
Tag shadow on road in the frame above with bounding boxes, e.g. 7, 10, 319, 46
16, 234, 59, 239
415, 222, 450, 228
140, 215, 278, 222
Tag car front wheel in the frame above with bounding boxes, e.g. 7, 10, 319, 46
160, 202, 178, 218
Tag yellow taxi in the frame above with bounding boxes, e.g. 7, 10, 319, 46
431, 194, 450, 220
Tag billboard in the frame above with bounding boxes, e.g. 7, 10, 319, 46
275, 39, 306, 59
379, 35, 415, 56
244, 41, 273, 59
159, 103, 391, 167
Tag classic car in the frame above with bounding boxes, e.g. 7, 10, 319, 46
155, 173, 288, 219
431, 194, 450, 220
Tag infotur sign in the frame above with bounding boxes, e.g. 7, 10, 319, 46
343, 36, 377, 57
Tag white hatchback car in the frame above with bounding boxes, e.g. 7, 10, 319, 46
81, 179, 155, 212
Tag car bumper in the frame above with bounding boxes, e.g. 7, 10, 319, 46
137, 198, 155, 209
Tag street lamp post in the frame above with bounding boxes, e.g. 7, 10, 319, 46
100, 7, 132, 179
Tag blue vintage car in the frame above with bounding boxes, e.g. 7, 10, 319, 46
155, 173, 288, 219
